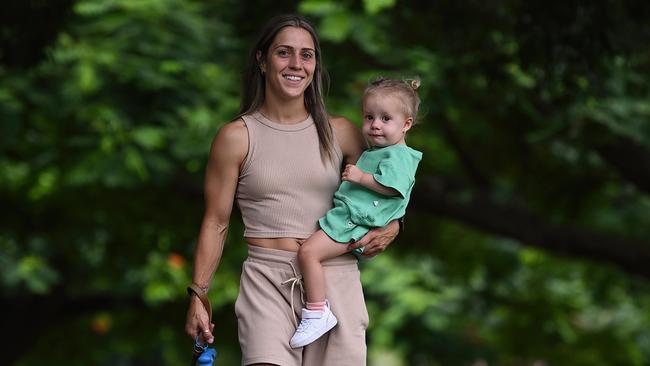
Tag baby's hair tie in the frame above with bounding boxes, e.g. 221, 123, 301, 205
408, 78, 421, 91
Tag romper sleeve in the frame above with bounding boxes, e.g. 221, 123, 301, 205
372, 148, 422, 198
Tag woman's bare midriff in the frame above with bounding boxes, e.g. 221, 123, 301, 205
246, 237, 306, 252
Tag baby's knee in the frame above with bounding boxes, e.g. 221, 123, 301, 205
298, 242, 316, 261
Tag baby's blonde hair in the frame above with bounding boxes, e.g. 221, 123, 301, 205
363, 77, 421, 124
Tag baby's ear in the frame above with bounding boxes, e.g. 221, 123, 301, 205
403, 117, 414, 133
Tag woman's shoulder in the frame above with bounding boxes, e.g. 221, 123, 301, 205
209, 118, 248, 159
328, 114, 366, 161
217, 118, 247, 139
329, 114, 361, 140
328, 114, 356, 130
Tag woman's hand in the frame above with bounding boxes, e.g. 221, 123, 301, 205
185, 295, 215, 344
348, 219, 399, 257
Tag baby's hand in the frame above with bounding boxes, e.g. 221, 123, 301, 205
342, 164, 364, 184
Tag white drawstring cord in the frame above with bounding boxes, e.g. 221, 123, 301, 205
281, 260, 305, 327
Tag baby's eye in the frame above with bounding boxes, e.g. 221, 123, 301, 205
364, 115, 373, 121
381, 115, 391, 122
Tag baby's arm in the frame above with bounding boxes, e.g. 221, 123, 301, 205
342, 164, 400, 196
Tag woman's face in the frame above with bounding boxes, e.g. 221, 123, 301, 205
258, 26, 316, 102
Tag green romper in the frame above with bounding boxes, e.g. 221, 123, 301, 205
319, 144, 422, 244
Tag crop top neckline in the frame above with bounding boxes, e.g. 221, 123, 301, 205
251, 111, 313, 132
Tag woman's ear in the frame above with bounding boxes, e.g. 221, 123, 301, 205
256, 51, 265, 74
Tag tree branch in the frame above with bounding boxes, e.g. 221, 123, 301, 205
410, 175, 650, 278
592, 135, 650, 196
438, 117, 493, 191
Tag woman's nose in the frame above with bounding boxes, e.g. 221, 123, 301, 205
288, 53, 301, 69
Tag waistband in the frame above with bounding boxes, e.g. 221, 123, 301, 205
246, 244, 358, 270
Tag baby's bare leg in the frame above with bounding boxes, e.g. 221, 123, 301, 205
298, 230, 350, 303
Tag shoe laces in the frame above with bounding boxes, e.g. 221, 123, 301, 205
296, 317, 318, 333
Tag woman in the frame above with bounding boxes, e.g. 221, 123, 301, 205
184, 14, 399, 366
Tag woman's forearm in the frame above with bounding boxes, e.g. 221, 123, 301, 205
191, 218, 229, 292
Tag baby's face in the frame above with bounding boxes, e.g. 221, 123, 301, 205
362, 93, 413, 147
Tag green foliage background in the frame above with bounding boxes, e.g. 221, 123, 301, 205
2, 0, 650, 365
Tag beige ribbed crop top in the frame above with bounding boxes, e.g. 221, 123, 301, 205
236, 111, 343, 239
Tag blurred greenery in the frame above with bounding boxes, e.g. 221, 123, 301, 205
2, 0, 650, 365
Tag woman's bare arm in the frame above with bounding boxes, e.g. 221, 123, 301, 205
185, 120, 248, 343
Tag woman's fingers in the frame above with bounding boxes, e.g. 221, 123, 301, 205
185, 299, 214, 343
201, 325, 215, 344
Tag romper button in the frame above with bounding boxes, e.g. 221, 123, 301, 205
347, 220, 354, 227
373, 200, 379, 206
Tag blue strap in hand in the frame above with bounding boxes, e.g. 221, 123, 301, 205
194, 337, 217, 366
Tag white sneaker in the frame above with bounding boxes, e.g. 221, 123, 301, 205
289, 302, 338, 348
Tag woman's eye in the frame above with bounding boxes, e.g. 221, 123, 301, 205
278, 49, 290, 57
301, 52, 314, 60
